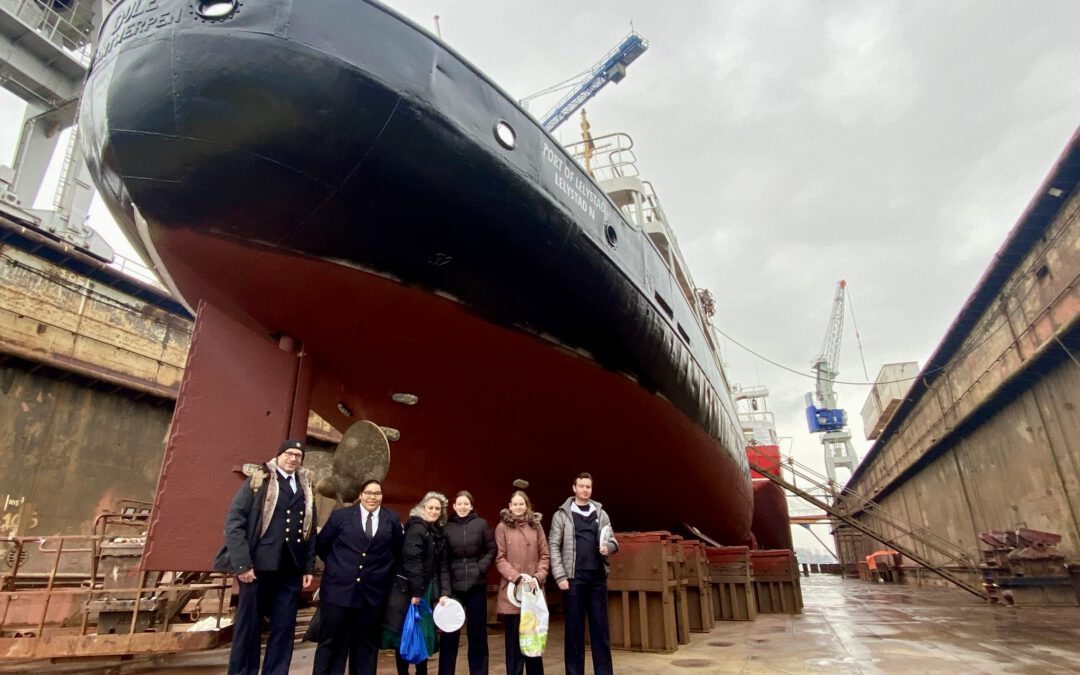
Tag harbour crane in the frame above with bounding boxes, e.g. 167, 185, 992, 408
520, 31, 649, 133
805, 280, 860, 487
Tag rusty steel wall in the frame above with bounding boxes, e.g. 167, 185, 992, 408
0, 362, 172, 538
849, 355, 1080, 566
845, 157, 1080, 564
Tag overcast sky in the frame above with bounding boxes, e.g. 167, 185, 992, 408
3, 1, 1079, 553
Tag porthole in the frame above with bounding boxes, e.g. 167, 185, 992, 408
196, 0, 236, 19
605, 224, 618, 248
494, 120, 516, 150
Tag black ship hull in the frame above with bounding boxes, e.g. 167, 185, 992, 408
80, 0, 753, 545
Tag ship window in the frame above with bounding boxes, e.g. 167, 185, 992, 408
196, 0, 236, 19
494, 120, 516, 150
605, 225, 618, 248
654, 292, 673, 319
677, 323, 690, 344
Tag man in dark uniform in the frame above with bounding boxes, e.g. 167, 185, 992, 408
214, 439, 317, 675
313, 478, 404, 675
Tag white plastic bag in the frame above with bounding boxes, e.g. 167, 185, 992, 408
518, 582, 549, 658
599, 525, 613, 551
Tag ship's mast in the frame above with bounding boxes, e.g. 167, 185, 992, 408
580, 110, 596, 176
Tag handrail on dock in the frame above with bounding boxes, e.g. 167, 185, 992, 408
747, 443, 985, 599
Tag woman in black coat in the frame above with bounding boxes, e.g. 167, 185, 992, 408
437, 491, 496, 675
383, 491, 448, 675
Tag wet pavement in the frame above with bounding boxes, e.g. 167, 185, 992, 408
6, 575, 1080, 673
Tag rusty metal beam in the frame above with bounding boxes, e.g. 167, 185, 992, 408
750, 459, 985, 598
0, 338, 179, 399
0, 629, 227, 659
790, 514, 830, 524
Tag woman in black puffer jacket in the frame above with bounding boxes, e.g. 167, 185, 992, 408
383, 491, 448, 675
437, 491, 496, 675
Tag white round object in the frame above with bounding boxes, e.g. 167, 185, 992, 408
506, 575, 536, 608
433, 598, 466, 633
506, 580, 523, 608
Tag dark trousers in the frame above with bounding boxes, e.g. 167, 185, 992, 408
312, 599, 383, 675
395, 652, 428, 675
228, 570, 301, 675
502, 614, 543, 675
563, 570, 611, 675
438, 585, 489, 675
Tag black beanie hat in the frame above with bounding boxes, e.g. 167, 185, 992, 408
277, 439, 305, 457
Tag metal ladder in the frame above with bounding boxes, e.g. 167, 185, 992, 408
52, 120, 81, 211
747, 444, 985, 598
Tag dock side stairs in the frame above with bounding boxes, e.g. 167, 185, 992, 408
746, 443, 985, 599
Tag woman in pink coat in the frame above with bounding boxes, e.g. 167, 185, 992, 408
494, 491, 550, 675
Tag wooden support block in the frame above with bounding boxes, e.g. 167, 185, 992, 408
750, 550, 803, 614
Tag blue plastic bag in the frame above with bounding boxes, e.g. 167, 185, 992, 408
399, 600, 431, 664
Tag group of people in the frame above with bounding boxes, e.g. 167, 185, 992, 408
214, 440, 619, 675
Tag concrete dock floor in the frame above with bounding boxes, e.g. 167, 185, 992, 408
7, 575, 1080, 673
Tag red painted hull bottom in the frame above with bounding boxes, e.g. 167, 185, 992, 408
751, 479, 793, 551
145, 230, 753, 569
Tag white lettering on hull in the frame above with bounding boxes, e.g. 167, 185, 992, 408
542, 143, 609, 224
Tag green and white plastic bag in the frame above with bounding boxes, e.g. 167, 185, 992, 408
518, 583, 549, 658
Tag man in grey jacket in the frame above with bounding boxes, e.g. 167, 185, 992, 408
548, 472, 619, 675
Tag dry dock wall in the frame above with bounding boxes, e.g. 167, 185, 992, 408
0, 362, 173, 537
841, 128, 1080, 576
0, 226, 339, 543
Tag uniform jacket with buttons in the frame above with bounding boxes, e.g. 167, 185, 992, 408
213, 460, 317, 575
316, 505, 404, 608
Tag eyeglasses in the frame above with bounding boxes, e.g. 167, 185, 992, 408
283, 451, 303, 459
362, 491, 383, 497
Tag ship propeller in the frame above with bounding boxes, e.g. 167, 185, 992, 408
316, 420, 390, 507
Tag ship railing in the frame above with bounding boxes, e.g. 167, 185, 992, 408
564, 131, 713, 345
738, 410, 776, 427
109, 251, 165, 289
563, 132, 682, 256
564, 131, 636, 181
1, 0, 95, 59
739, 413, 779, 448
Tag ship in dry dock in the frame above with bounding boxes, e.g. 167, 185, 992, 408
79, 0, 753, 554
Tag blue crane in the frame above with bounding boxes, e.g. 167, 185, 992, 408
531, 32, 649, 133
805, 279, 861, 486
805, 280, 848, 433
